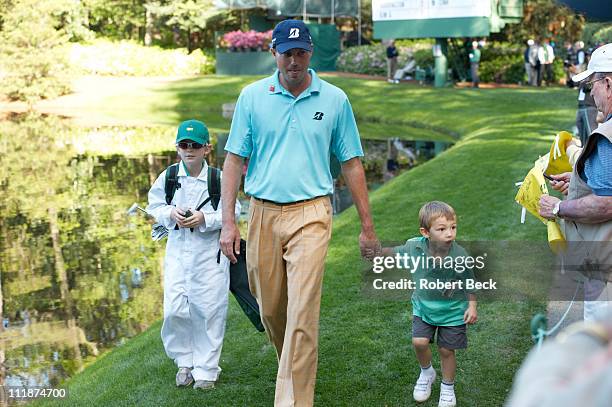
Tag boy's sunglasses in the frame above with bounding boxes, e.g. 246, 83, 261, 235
177, 141, 204, 149
584, 76, 607, 92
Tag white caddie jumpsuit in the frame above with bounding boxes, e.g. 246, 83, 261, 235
147, 160, 240, 381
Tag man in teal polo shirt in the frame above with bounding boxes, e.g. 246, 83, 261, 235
220, 19, 379, 407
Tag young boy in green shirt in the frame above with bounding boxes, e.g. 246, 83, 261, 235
383, 201, 477, 407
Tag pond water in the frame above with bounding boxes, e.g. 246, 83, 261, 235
0, 116, 450, 387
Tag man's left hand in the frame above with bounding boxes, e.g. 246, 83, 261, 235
183, 210, 205, 228
539, 195, 561, 219
359, 229, 380, 260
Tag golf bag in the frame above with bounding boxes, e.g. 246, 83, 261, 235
218, 239, 265, 332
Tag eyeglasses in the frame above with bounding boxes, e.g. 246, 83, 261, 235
584, 76, 607, 92
177, 141, 204, 149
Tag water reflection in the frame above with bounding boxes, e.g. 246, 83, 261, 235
0, 117, 181, 387
0, 116, 450, 387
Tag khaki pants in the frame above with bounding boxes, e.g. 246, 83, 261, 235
387, 57, 397, 80
247, 196, 333, 407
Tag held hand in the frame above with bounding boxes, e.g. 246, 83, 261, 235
171, 207, 188, 227
220, 222, 241, 264
549, 172, 571, 196
359, 229, 380, 261
539, 195, 561, 219
464, 305, 478, 324
183, 210, 205, 228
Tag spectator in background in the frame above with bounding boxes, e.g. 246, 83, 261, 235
387, 39, 399, 84
469, 41, 481, 88
525, 39, 537, 86
533, 40, 542, 86
563, 41, 576, 87
574, 41, 587, 74
538, 38, 555, 86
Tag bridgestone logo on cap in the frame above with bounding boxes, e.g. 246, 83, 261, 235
289, 28, 299, 38
187, 127, 193, 131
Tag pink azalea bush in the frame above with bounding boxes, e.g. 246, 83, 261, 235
221, 30, 272, 51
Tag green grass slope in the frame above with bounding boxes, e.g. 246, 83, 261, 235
37, 79, 577, 406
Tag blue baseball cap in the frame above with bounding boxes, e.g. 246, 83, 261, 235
271, 20, 313, 53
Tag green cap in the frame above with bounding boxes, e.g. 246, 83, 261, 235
176, 119, 209, 144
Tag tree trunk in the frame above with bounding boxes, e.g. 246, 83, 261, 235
144, 8, 153, 46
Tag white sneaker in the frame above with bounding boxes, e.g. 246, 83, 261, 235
387, 79, 394, 83
413, 370, 436, 402
438, 385, 456, 407
175, 367, 194, 387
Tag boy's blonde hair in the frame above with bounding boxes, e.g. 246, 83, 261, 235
419, 201, 456, 230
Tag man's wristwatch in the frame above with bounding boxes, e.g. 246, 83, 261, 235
552, 200, 562, 218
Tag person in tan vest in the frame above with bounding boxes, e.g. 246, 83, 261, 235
539, 43, 612, 321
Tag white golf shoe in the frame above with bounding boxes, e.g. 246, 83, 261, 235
438, 385, 457, 407
413, 369, 436, 402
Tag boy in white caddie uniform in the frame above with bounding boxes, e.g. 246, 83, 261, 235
147, 119, 240, 390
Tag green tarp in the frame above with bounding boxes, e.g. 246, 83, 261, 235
308, 23, 340, 72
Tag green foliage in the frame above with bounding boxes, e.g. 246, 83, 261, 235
336, 43, 433, 76
0, 0, 73, 103
582, 23, 612, 47
336, 45, 388, 76
412, 48, 435, 69
499, 0, 585, 44
147, 0, 224, 33
52, 0, 94, 41
552, 58, 565, 83
84, 0, 238, 49
84, 0, 147, 40
479, 43, 526, 84
70, 39, 215, 76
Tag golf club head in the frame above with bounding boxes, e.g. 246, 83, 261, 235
127, 203, 139, 216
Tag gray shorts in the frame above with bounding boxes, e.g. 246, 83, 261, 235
412, 316, 467, 350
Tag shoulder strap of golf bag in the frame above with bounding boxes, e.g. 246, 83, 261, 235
192, 166, 221, 211
207, 166, 221, 211
165, 164, 220, 211
164, 163, 180, 205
